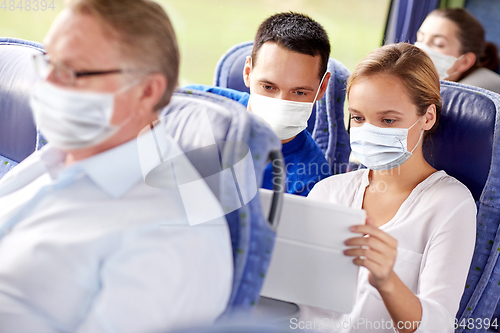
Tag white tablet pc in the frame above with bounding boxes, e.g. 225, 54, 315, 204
259, 188, 366, 314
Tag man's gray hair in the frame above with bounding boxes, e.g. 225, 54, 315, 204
68, 0, 179, 110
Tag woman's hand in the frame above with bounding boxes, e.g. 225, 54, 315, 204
343, 218, 398, 292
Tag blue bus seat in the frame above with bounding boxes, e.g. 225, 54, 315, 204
214, 41, 252, 94
423, 81, 500, 332
213, 41, 351, 174
0, 38, 44, 179
160, 88, 284, 317
424, 82, 494, 202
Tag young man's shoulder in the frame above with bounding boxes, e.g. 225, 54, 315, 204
301, 131, 329, 162
184, 85, 250, 107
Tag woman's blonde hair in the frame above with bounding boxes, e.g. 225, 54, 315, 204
67, 0, 179, 111
347, 43, 442, 137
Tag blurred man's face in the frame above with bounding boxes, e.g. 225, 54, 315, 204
37, 9, 165, 162
43, 9, 143, 127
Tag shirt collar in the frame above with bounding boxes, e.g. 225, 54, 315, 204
39, 145, 67, 180
76, 139, 144, 199
38, 138, 144, 199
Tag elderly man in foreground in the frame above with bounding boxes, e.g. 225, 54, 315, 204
0, 0, 232, 332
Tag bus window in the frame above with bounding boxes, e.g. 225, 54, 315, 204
0, 0, 391, 85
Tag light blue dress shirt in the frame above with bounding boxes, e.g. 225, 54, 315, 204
0, 135, 233, 332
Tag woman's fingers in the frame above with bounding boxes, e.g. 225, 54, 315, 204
344, 235, 388, 254
352, 256, 382, 273
344, 247, 387, 266
345, 222, 398, 290
349, 224, 398, 248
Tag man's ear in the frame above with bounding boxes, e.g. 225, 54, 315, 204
243, 56, 252, 88
456, 52, 476, 73
138, 73, 167, 115
316, 72, 331, 101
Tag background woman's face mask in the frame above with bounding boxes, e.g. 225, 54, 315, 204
415, 42, 461, 80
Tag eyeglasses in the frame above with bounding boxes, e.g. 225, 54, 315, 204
33, 53, 133, 86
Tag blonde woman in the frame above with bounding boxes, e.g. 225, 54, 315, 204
300, 43, 476, 333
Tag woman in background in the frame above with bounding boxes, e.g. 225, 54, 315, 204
416, 8, 500, 94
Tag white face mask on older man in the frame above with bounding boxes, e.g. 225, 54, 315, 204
30, 81, 137, 151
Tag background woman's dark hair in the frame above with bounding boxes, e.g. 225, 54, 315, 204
429, 8, 499, 75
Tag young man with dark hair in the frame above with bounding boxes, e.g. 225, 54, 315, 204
188, 12, 332, 196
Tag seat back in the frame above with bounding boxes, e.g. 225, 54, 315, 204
423, 81, 500, 331
213, 41, 351, 174
214, 41, 252, 94
0, 38, 44, 179
423, 82, 494, 201
159, 88, 284, 316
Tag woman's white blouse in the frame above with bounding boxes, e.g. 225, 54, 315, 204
299, 169, 476, 333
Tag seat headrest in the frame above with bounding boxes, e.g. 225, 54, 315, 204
423, 82, 496, 201
214, 41, 252, 94
0, 38, 44, 162
158, 88, 280, 202
160, 89, 245, 174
